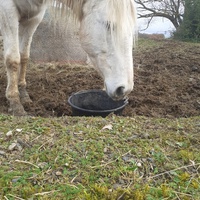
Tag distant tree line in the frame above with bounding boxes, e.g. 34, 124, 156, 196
135, 0, 200, 42
174, 0, 200, 41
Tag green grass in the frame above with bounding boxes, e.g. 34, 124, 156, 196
135, 38, 166, 52
0, 115, 199, 199
0, 37, 200, 199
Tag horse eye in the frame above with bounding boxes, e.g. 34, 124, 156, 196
105, 22, 111, 30
99, 21, 114, 31
105, 21, 115, 32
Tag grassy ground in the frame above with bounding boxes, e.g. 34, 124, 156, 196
0, 114, 199, 199
0, 38, 200, 199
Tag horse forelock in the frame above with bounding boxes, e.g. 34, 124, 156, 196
106, 0, 137, 45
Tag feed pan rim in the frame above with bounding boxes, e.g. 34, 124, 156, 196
68, 89, 128, 113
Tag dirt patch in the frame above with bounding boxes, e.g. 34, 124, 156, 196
0, 39, 200, 118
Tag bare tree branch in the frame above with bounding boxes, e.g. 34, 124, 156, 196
139, 16, 154, 31
135, 0, 185, 29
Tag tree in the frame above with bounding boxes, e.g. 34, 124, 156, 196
135, 0, 185, 30
135, 0, 200, 41
174, 0, 200, 41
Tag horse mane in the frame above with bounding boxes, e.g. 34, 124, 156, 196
50, 0, 137, 44
50, 0, 85, 21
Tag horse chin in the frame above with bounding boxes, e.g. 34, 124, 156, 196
105, 88, 128, 101
110, 93, 128, 101
112, 96, 125, 101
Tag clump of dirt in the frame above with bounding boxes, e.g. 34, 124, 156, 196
0, 39, 199, 118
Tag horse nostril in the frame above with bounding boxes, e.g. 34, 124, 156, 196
115, 86, 125, 97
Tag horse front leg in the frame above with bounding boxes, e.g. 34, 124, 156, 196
18, 11, 46, 105
18, 57, 32, 105
1, 5, 27, 115
5, 54, 27, 116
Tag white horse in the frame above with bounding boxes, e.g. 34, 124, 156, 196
0, 0, 137, 116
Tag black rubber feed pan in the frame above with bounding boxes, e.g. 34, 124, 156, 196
68, 90, 128, 117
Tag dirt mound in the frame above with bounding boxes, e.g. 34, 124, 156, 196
0, 39, 199, 118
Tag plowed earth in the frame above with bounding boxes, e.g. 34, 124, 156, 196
0, 39, 199, 118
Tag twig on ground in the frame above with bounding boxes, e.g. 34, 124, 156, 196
15, 159, 40, 169
148, 163, 200, 180
38, 138, 53, 150
7, 194, 25, 200
174, 191, 194, 199
34, 190, 60, 196
90, 150, 131, 169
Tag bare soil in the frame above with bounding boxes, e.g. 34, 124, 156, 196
0, 39, 200, 118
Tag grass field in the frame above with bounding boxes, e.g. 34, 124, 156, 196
0, 38, 200, 200
0, 114, 199, 199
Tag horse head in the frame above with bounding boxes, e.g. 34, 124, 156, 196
79, 0, 137, 100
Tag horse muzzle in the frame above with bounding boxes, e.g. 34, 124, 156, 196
107, 85, 132, 101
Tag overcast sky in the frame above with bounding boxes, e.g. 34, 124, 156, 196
138, 17, 175, 38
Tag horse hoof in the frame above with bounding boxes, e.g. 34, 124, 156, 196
8, 108, 27, 116
8, 104, 27, 116
20, 96, 33, 105
19, 87, 32, 105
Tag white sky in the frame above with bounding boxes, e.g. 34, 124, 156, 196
138, 17, 175, 38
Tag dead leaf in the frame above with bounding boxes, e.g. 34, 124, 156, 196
102, 124, 113, 131
6, 130, 13, 137
8, 143, 17, 151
